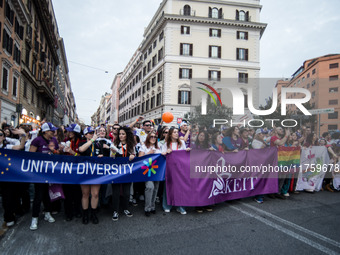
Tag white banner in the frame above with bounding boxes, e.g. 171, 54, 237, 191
332, 161, 340, 191
296, 146, 330, 192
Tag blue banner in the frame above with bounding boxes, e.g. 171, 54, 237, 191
0, 148, 166, 184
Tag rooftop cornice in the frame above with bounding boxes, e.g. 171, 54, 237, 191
12, 0, 31, 24
187, 0, 262, 9
141, 13, 267, 51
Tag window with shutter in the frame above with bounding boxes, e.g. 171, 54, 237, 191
181, 43, 192, 56
210, 29, 221, 38
238, 73, 248, 83
219, 8, 223, 19
3, 29, 7, 49
12, 76, 17, 97
208, 70, 221, 81
239, 11, 245, 21
212, 8, 218, 18
178, 91, 191, 104
181, 26, 190, 35
2, 66, 8, 91
184, 5, 191, 16
9, 37, 13, 55
209, 46, 221, 58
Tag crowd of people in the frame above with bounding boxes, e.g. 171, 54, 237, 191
0, 118, 339, 231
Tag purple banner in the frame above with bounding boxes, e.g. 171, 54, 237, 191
166, 148, 279, 206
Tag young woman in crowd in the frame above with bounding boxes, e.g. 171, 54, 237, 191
210, 132, 224, 152
239, 128, 250, 150
191, 130, 210, 150
156, 126, 169, 204
111, 126, 136, 221
138, 131, 162, 216
283, 131, 301, 195
96, 126, 112, 209
251, 129, 268, 203
222, 126, 243, 152
161, 127, 191, 215
191, 129, 214, 213
78, 126, 100, 224
0, 128, 26, 227
63, 124, 83, 221
300, 132, 319, 193
158, 127, 169, 147
29, 123, 59, 230
287, 132, 300, 147
131, 134, 143, 206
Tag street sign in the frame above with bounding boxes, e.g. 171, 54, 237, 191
309, 108, 334, 115
290, 115, 310, 120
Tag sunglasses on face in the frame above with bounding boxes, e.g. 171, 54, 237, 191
163, 131, 168, 134
113, 128, 119, 130
144, 124, 152, 127
0, 133, 4, 136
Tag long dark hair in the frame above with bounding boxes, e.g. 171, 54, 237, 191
304, 133, 318, 147
225, 126, 239, 137
69, 131, 82, 142
195, 130, 209, 149
166, 127, 183, 149
115, 127, 136, 154
56, 128, 65, 143
159, 126, 169, 140
145, 131, 159, 149
212, 132, 221, 146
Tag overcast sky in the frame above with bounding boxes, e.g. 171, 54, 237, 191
52, 0, 340, 124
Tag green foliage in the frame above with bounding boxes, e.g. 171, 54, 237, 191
188, 100, 232, 128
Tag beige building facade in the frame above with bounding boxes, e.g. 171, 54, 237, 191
109, 72, 122, 124
283, 54, 340, 135
118, 0, 266, 126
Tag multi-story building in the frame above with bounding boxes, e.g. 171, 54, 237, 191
281, 54, 340, 135
63, 74, 76, 125
53, 37, 67, 126
0, 0, 30, 126
104, 93, 111, 124
118, 50, 142, 125
91, 112, 97, 127
19, 0, 60, 125
97, 92, 111, 125
110, 72, 122, 124
117, 0, 266, 125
